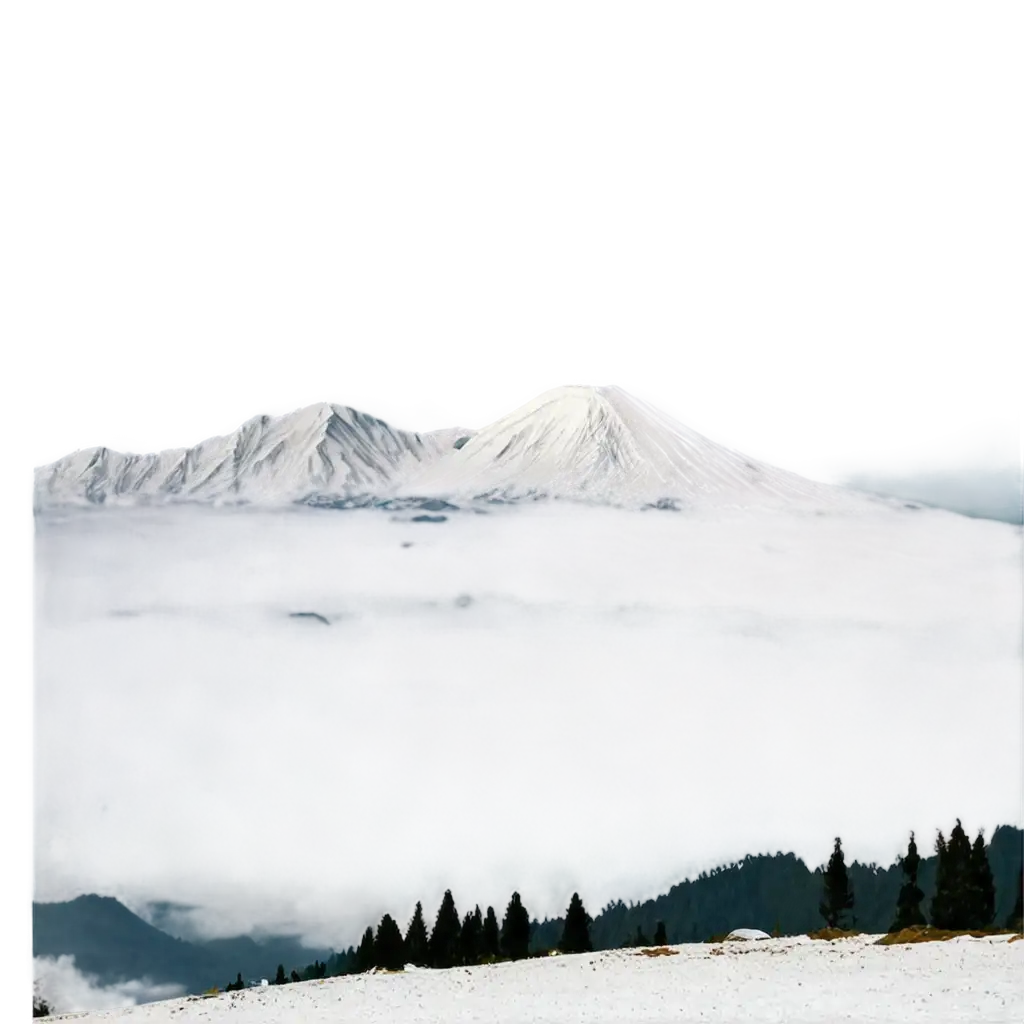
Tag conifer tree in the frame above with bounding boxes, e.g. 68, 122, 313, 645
1006, 870, 1022, 931
558, 893, 593, 954
890, 831, 926, 931
653, 920, 668, 945
404, 902, 430, 967
482, 906, 501, 959
374, 913, 406, 971
355, 926, 376, 972
273, 964, 287, 985
460, 906, 483, 965
501, 892, 532, 961
634, 924, 649, 947
290, 970, 300, 983
33, 984, 51, 1019
819, 837, 855, 928
967, 831, 995, 929
430, 890, 462, 969
931, 820, 973, 929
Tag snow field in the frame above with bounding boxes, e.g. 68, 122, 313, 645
45, 935, 1024, 1023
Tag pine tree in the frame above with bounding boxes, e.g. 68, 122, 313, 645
500, 892, 531, 960
358, 925, 378, 970
290, 970, 300, 983
32, 980, 50, 1017
273, 964, 287, 985
374, 913, 406, 970
1006, 869, 1023, 931
819, 837, 855, 928
634, 924, 649, 947
404, 902, 430, 967
559, 893, 593, 954
889, 831, 926, 931
430, 890, 462, 969
460, 906, 483, 965
482, 906, 501, 959
653, 920, 668, 945
931, 820, 973, 929
966, 831, 996, 929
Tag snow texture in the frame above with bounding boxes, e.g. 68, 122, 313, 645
33, 402, 468, 509
35, 935, 1024, 1022
33, 386, 880, 511
401, 385, 859, 508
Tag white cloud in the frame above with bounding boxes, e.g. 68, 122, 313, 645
33, 502, 1022, 947
33, 955, 184, 1014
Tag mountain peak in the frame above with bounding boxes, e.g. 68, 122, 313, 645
401, 384, 848, 508
34, 400, 456, 509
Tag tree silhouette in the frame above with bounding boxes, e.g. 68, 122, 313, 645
890, 831, 926, 931
273, 964, 287, 985
430, 890, 462, 969
374, 913, 406, 971
966, 830, 996, 929
1006, 869, 1022, 931
355, 926, 376, 972
653, 920, 668, 945
32, 978, 51, 1017
931, 821, 973, 929
819, 837, 855, 928
482, 906, 501, 959
290, 970, 300, 983
559, 893, 593, 954
501, 892, 531, 960
404, 902, 430, 967
460, 906, 483, 965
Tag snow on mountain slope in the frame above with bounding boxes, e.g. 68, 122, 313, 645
34, 404, 470, 509
400, 385, 859, 509
34, 935, 1024, 1022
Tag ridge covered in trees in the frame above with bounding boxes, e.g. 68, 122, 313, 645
219, 822, 1019, 991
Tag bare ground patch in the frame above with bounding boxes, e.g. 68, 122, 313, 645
807, 928, 863, 940
876, 925, 1018, 946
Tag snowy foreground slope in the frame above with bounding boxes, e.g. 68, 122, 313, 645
33, 385, 875, 510
33, 402, 467, 509
44, 935, 1024, 1023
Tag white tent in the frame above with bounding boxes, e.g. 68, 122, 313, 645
725, 928, 771, 941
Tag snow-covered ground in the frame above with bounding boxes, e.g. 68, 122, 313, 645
41, 935, 1024, 1023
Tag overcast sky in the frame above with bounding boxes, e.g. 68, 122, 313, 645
3, 4, 1021, 483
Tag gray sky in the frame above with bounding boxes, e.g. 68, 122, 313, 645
5, 5, 1021, 482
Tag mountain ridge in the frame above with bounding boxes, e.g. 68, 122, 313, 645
34, 402, 468, 510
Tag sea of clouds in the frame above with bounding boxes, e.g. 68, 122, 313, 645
33, 955, 183, 1013
33, 501, 1022, 947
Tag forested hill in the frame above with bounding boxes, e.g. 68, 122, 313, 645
531, 825, 1023, 950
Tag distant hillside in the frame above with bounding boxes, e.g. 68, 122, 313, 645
35, 826, 1022, 996
33, 895, 331, 993
531, 825, 1023, 950
827, 407, 1024, 524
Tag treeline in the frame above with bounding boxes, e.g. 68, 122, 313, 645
224, 890, 594, 990
819, 821, 1021, 932
221, 823, 1022, 989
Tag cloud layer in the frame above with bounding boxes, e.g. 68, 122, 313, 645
34, 955, 184, 1014
34, 503, 1022, 947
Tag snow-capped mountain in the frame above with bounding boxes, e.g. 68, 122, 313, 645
34, 386, 867, 511
34, 403, 469, 509
399, 385, 852, 509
